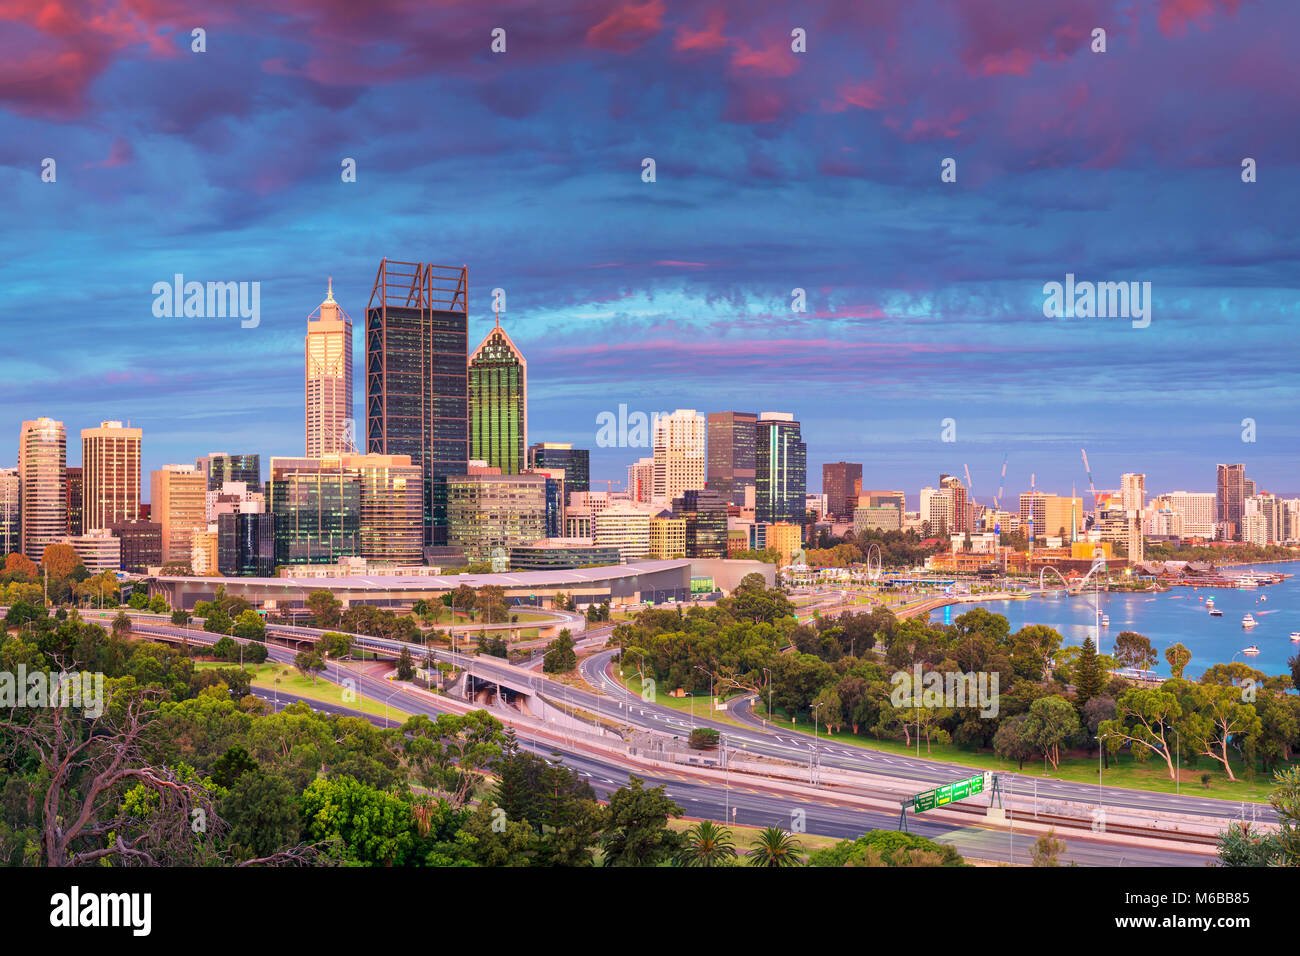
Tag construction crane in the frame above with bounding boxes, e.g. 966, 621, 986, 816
1080, 448, 1100, 512
993, 454, 1008, 510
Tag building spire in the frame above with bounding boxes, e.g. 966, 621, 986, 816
326, 276, 335, 303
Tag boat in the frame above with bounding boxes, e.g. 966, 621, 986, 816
1206, 597, 1215, 608
1244, 645, 1260, 656
1209, 609, 1223, 617
1101, 614, 1110, 627
1242, 614, 1257, 629
1291, 632, 1300, 642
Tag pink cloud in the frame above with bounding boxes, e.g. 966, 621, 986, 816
586, 0, 664, 52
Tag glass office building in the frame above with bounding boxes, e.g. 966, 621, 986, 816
366, 260, 468, 547
706, 411, 757, 504
755, 413, 807, 525
446, 473, 546, 563
267, 457, 361, 566
217, 512, 275, 577
672, 488, 729, 559
527, 442, 590, 495
469, 321, 527, 475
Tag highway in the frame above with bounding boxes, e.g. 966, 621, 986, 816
98, 612, 1219, 865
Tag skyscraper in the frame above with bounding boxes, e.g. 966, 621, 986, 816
267, 457, 362, 566
366, 259, 468, 547
305, 278, 354, 457
0, 468, 19, 557
528, 442, 590, 494
1120, 473, 1146, 512
652, 409, 706, 504
627, 456, 655, 504
755, 412, 806, 525
1217, 463, 1246, 537
468, 316, 527, 474
151, 464, 208, 566
342, 453, 424, 564
198, 453, 261, 493
823, 461, 863, 522
82, 421, 141, 531
18, 417, 66, 561
706, 411, 757, 504
65, 466, 83, 535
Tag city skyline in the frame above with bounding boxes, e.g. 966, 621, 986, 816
3, 2, 1298, 496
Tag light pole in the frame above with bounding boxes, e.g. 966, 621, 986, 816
762, 667, 772, 724
811, 701, 824, 785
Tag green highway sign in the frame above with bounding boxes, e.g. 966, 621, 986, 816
908, 772, 990, 815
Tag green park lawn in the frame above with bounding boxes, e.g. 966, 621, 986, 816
753, 703, 1287, 804
194, 661, 412, 721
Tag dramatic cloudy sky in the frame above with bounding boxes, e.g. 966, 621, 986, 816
1, 0, 1296, 504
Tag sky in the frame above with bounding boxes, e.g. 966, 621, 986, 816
1, 0, 1297, 506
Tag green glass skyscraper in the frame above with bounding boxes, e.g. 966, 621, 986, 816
468, 317, 527, 475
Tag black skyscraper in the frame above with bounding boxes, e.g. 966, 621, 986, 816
366, 260, 468, 547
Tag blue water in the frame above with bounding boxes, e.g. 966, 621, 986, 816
938, 561, 1300, 679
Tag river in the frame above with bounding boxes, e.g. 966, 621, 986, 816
933, 561, 1300, 679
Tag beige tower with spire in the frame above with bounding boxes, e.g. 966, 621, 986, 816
305, 278, 354, 456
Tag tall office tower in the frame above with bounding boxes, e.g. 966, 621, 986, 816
151, 464, 208, 566
593, 502, 652, 563
366, 260, 468, 547
198, 453, 261, 509
305, 278, 354, 457
755, 412, 806, 525
920, 486, 949, 536
1216, 463, 1246, 537
81, 421, 141, 530
341, 453, 424, 564
65, 466, 83, 535
627, 457, 655, 504
18, 418, 66, 561
109, 520, 162, 573
822, 462, 863, 522
528, 442, 590, 494
1120, 473, 1146, 511
216, 511, 275, 577
671, 488, 729, 559
0, 468, 19, 556
939, 474, 970, 534
267, 457, 362, 566
706, 411, 757, 504
652, 409, 707, 503
469, 316, 527, 475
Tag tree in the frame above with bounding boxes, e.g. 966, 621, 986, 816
676, 821, 736, 867
1023, 695, 1079, 770
542, 629, 577, 674
294, 650, 325, 684
1113, 631, 1157, 672
300, 776, 415, 866
396, 646, 416, 681
232, 609, 266, 642
1099, 688, 1182, 779
41, 542, 84, 581
112, 610, 132, 639
1164, 642, 1192, 680
992, 713, 1036, 770
747, 826, 804, 867
688, 728, 719, 751
170, 610, 192, 627
1268, 767, 1300, 867
4, 552, 38, 580
305, 590, 342, 629
1073, 636, 1105, 708
1216, 822, 1281, 867
600, 776, 683, 867
1175, 683, 1261, 781
1031, 829, 1067, 866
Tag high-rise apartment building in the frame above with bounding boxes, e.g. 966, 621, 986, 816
469, 318, 527, 475
151, 465, 208, 566
627, 456, 655, 504
706, 411, 757, 504
19, 418, 67, 561
823, 462, 863, 522
528, 443, 590, 495
755, 413, 806, 525
939, 474, 970, 534
82, 421, 141, 531
1216, 463, 1246, 538
0, 468, 19, 557
1152, 491, 1216, 538
305, 278, 354, 457
1120, 473, 1146, 512
366, 260, 468, 547
652, 409, 707, 504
